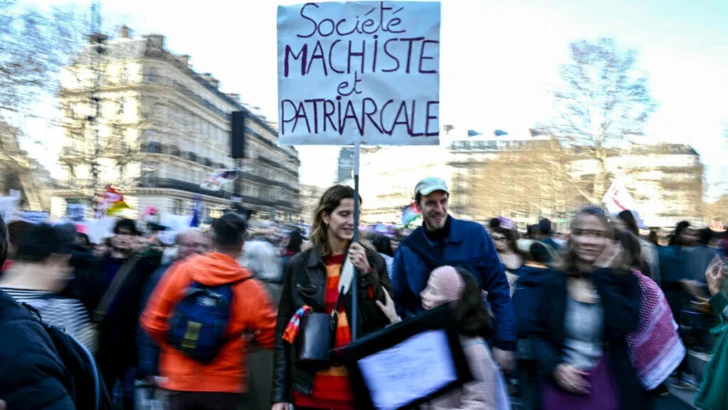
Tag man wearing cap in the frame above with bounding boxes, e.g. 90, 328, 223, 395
392, 177, 516, 371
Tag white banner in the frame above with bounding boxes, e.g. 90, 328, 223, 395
277, 1, 441, 146
20, 211, 50, 224
602, 179, 637, 215
0, 197, 19, 222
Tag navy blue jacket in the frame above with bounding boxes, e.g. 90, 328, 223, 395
512, 265, 554, 337
0, 290, 75, 409
136, 263, 172, 379
392, 216, 516, 347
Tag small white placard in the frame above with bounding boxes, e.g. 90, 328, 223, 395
357, 329, 457, 410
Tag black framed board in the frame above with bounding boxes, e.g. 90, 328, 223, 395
335, 305, 473, 410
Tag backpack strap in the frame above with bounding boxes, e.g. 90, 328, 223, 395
221, 276, 254, 343
93, 254, 141, 324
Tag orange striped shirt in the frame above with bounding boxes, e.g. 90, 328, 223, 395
293, 254, 355, 410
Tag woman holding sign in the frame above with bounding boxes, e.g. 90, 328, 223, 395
531, 206, 648, 410
272, 185, 393, 410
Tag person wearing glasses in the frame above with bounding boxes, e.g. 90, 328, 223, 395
137, 229, 210, 385
491, 226, 526, 296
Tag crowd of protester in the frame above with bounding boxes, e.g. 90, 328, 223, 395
0, 175, 726, 410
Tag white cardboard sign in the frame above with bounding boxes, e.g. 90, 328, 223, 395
277, 1, 441, 146
357, 330, 457, 410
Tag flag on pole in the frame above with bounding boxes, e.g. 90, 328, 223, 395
190, 196, 202, 227
200, 169, 238, 191
602, 180, 637, 215
402, 203, 422, 228
98, 186, 131, 216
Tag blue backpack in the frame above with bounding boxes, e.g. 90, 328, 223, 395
167, 278, 249, 363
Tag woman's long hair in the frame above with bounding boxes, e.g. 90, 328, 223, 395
560, 206, 625, 276
615, 229, 649, 276
453, 268, 493, 339
309, 185, 361, 257
285, 230, 303, 255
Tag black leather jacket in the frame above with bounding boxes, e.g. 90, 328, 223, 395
272, 245, 393, 403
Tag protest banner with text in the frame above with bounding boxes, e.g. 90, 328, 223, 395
277, 1, 441, 146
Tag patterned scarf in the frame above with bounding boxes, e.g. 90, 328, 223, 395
282, 305, 312, 344
626, 270, 686, 390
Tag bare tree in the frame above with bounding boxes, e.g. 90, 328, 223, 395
538, 38, 657, 202
0, 0, 86, 113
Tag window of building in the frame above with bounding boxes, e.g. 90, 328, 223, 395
173, 198, 184, 215
120, 64, 128, 83
118, 97, 126, 116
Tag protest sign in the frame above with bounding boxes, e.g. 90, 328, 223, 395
336, 305, 473, 409
20, 211, 50, 224
0, 197, 19, 222
67, 204, 86, 222
277, 1, 441, 146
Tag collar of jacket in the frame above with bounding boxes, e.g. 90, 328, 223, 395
306, 245, 326, 268
417, 216, 464, 247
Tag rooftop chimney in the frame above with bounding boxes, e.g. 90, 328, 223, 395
144, 34, 165, 50
176, 54, 190, 68
88, 32, 108, 44
120, 25, 131, 39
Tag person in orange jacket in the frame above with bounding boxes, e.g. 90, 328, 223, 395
141, 213, 277, 410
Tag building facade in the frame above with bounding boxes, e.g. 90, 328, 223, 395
357, 130, 704, 229
52, 28, 300, 222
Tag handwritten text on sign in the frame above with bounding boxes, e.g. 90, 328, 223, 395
277, 1, 441, 146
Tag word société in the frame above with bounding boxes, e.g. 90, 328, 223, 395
296, 2, 406, 38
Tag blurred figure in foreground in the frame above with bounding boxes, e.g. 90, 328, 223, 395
533, 206, 647, 410
142, 213, 277, 410
137, 230, 209, 385
0, 223, 95, 352
693, 257, 727, 410
615, 230, 684, 395
0, 217, 77, 409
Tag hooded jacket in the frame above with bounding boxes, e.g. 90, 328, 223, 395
141, 252, 277, 393
0, 290, 75, 409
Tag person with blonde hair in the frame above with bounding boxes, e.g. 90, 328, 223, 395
272, 185, 393, 410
